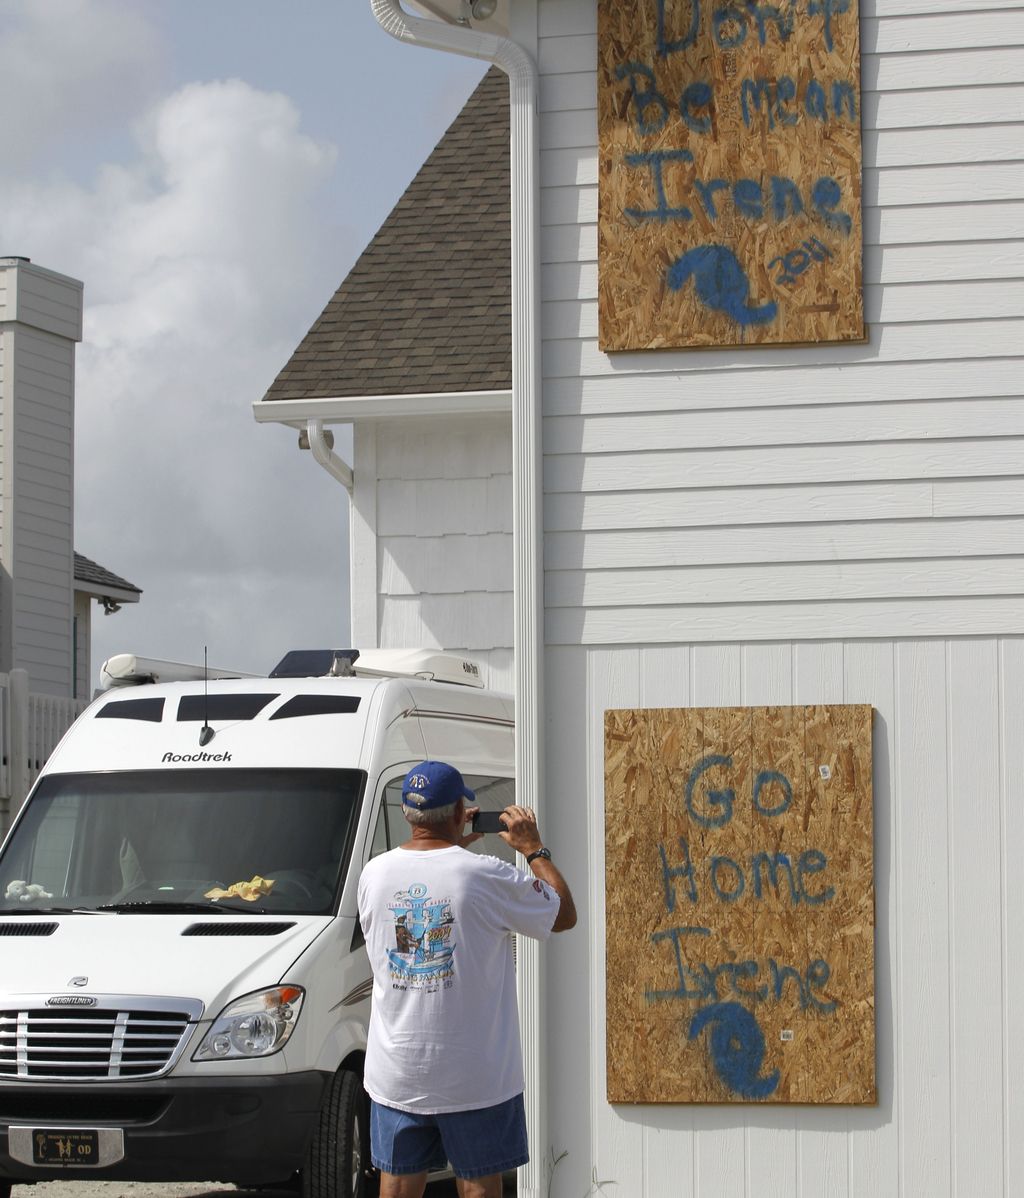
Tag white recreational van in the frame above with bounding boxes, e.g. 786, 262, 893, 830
0, 649, 516, 1198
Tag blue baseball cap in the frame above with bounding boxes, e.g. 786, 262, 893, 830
402, 761, 475, 811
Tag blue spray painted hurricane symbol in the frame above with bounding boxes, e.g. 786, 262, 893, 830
668, 244, 777, 327
689, 1001, 781, 1099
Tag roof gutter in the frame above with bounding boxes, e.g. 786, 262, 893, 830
254, 389, 511, 426
369, 4, 545, 1194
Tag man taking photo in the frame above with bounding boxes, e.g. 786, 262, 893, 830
357, 760, 577, 1198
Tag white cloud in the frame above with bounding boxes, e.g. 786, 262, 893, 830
0, 0, 163, 169
1, 70, 353, 681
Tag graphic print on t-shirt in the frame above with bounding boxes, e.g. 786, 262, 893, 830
386, 882, 456, 989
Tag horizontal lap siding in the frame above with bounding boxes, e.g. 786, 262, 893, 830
538, 0, 1023, 1193
0, 264, 84, 341
5, 326, 74, 694
538, 0, 1024, 650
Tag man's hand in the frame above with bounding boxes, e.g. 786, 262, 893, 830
498, 805, 544, 857
500, 805, 577, 933
458, 805, 483, 848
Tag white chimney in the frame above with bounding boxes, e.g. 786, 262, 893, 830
0, 257, 83, 696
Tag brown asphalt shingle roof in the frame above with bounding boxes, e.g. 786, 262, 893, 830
262, 66, 511, 402
74, 552, 141, 595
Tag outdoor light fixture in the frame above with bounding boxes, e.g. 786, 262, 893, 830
470, 0, 498, 17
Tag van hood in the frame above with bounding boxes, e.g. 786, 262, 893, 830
0, 915, 333, 1013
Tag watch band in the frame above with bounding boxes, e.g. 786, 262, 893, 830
526, 847, 551, 865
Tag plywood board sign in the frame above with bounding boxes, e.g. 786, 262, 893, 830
597, 0, 865, 351
605, 704, 875, 1104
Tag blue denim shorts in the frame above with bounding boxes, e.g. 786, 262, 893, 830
370, 1092, 528, 1180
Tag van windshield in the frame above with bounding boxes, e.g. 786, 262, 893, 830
0, 769, 364, 915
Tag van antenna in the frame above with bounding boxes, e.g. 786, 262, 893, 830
199, 646, 215, 747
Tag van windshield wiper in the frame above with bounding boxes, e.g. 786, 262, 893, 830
0, 905, 97, 915
93, 900, 230, 914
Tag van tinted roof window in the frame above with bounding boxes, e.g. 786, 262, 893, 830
176, 694, 278, 722
96, 698, 165, 723
270, 695, 361, 720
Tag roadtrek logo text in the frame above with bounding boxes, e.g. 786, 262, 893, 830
161, 751, 232, 763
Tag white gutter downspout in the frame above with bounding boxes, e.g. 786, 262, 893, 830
305, 419, 353, 491
369, 5, 545, 1195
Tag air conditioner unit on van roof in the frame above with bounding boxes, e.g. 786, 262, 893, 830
100, 654, 260, 690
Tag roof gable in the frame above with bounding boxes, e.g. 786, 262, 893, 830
263, 66, 511, 402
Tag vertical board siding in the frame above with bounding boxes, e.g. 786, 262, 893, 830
1000, 640, 1024, 1193
947, 641, 1003, 1192
545, 646, 602, 1197
548, 637, 1016, 1197
586, 649, 646, 1198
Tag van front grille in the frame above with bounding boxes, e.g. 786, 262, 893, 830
0, 1004, 198, 1080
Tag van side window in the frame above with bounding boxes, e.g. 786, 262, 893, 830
377, 775, 517, 867
369, 802, 389, 859
384, 780, 412, 849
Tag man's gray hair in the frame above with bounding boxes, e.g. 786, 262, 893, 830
404, 801, 459, 827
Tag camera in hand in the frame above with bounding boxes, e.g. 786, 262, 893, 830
472, 810, 506, 834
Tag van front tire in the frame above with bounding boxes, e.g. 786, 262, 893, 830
302, 1067, 374, 1198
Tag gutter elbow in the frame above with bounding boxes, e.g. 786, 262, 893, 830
305, 419, 353, 491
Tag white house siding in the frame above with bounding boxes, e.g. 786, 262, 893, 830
546, 637, 1022, 1198
535, 0, 1024, 1194
0, 263, 83, 343
73, 591, 90, 701
353, 414, 515, 693
2, 326, 75, 696
0, 261, 81, 697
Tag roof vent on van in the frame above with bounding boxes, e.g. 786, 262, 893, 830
0, 923, 58, 936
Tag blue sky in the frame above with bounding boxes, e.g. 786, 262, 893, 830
0, 0, 485, 683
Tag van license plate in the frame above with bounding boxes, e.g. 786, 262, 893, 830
31, 1130, 100, 1165
8, 1126, 123, 1169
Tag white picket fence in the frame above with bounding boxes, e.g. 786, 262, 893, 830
0, 669, 87, 833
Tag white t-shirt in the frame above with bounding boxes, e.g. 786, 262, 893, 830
357, 844, 558, 1114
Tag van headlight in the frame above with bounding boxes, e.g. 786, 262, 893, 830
193, 986, 304, 1060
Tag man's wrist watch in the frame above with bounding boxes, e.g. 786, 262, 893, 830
526, 847, 551, 865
